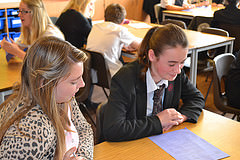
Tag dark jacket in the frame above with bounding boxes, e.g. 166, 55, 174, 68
103, 61, 205, 141
56, 9, 92, 49
211, 4, 240, 27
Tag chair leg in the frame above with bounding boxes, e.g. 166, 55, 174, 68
205, 73, 209, 82
102, 87, 109, 98
204, 79, 213, 102
79, 102, 96, 127
232, 114, 236, 120
237, 115, 240, 122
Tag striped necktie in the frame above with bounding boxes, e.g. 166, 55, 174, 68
152, 84, 165, 116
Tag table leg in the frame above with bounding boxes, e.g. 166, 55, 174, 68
189, 50, 198, 87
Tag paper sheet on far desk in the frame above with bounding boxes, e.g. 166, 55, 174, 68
128, 23, 152, 29
149, 128, 230, 160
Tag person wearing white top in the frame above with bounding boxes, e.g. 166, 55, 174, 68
86, 3, 140, 77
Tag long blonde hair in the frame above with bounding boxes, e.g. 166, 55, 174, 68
0, 36, 88, 159
21, 0, 52, 45
62, 0, 92, 14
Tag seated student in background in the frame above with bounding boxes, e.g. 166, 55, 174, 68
159, 0, 209, 22
103, 24, 205, 142
212, 0, 225, 7
0, 37, 93, 160
56, 0, 95, 49
86, 3, 141, 77
211, 0, 240, 27
0, 0, 64, 60
226, 51, 240, 109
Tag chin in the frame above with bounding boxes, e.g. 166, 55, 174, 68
168, 75, 177, 81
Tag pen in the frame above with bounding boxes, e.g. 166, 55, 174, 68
73, 152, 76, 157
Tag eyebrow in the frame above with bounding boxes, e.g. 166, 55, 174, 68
70, 75, 82, 81
168, 58, 187, 63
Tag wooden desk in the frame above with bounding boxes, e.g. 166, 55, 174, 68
94, 109, 240, 160
162, 6, 224, 21
0, 49, 22, 103
124, 22, 234, 86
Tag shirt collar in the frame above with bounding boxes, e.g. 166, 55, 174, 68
146, 68, 168, 93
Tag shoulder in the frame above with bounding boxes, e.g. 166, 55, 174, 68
0, 105, 57, 159
44, 24, 65, 40
19, 105, 56, 140
112, 61, 143, 86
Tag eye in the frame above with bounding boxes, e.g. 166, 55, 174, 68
169, 64, 175, 67
71, 81, 77, 85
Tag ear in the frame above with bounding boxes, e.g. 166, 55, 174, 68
148, 49, 156, 62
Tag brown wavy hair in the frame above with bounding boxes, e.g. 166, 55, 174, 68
0, 36, 88, 159
138, 24, 188, 79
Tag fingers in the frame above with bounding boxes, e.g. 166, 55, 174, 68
10, 38, 15, 43
157, 108, 186, 132
63, 147, 77, 160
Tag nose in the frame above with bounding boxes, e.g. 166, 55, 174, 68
174, 64, 182, 74
77, 78, 85, 89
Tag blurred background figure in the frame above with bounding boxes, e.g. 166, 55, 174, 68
0, 0, 64, 60
56, 0, 96, 49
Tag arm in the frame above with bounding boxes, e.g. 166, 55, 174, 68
123, 40, 140, 52
166, 4, 195, 11
71, 99, 93, 160
0, 109, 57, 159
103, 63, 163, 141
121, 28, 141, 52
156, 71, 204, 132
1, 37, 26, 60
179, 71, 205, 122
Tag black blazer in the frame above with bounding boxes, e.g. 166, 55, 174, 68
103, 61, 205, 141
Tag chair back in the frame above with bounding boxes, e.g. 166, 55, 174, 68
201, 27, 229, 37
161, 19, 187, 29
154, 3, 161, 24
96, 102, 107, 144
201, 27, 229, 56
75, 51, 92, 102
86, 50, 111, 89
218, 23, 240, 53
50, 17, 58, 24
212, 53, 240, 114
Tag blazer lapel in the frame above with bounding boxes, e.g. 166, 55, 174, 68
163, 81, 174, 109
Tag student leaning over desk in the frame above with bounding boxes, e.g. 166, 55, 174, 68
0, 37, 93, 160
103, 24, 205, 142
0, 0, 64, 60
86, 3, 141, 77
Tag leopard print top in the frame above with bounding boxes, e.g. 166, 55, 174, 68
0, 98, 94, 160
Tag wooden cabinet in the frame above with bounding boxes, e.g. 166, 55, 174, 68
43, 0, 149, 22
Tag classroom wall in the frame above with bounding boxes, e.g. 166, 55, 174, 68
43, 0, 150, 22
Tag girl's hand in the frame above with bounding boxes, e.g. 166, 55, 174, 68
63, 147, 85, 160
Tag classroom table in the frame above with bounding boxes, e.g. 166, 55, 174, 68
0, 49, 22, 104
162, 5, 223, 21
94, 109, 240, 160
123, 21, 234, 86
